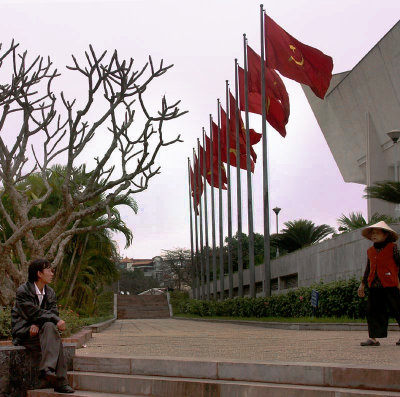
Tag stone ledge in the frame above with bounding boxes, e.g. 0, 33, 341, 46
63, 328, 92, 348
0, 317, 115, 397
0, 343, 76, 397
173, 317, 400, 331
84, 317, 116, 333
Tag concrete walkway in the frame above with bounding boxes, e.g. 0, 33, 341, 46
76, 319, 400, 367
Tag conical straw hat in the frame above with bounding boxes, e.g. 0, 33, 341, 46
361, 221, 398, 242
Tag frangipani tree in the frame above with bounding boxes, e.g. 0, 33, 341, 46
0, 41, 186, 305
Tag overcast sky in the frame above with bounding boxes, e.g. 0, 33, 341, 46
1, 0, 399, 259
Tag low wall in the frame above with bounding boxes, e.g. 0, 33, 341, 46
0, 343, 75, 397
205, 224, 400, 297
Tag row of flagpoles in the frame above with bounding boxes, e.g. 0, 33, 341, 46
188, 5, 333, 300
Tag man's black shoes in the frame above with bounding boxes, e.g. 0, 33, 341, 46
54, 384, 75, 393
41, 369, 57, 384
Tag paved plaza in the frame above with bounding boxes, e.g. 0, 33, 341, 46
77, 319, 400, 367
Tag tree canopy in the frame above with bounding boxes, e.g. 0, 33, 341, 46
0, 41, 186, 305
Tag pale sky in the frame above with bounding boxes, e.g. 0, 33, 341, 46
1, 0, 399, 259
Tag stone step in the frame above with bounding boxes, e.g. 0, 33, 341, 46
73, 355, 400, 392
118, 301, 168, 307
67, 371, 400, 397
117, 305, 169, 312
117, 296, 167, 305
27, 389, 144, 397
117, 310, 170, 319
117, 310, 169, 316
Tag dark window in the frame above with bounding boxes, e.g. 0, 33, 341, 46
271, 278, 278, 291
280, 273, 298, 289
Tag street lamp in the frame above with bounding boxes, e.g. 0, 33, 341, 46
272, 207, 281, 258
386, 130, 400, 217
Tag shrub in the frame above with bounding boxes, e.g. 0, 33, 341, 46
172, 278, 368, 319
0, 307, 12, 339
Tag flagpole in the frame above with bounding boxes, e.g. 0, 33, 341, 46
226, 80, 233, 298
260, 5, 271, 297
217, 99, 225, 301
192, 149, 200, 299
202, 129, 211, 300
210, 115, 218, 300
234, 59, 244, 298
243, 34, 256, 298
188, 158, 196, 297
197, 139, 205, 299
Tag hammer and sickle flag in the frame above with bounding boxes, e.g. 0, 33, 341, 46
238, 45, 290, 137
265, 14, 333, 99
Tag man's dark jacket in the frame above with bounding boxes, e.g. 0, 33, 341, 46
11, 281, 61, 345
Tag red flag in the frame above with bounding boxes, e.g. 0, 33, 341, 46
218, 106, 255, 172
200, 137, 227, 189
190, 155, 203, 214
238, 45, 289, 138
265, 14, 333, 99
212, 118, 258, 169
189, 165, 199, 215
229, 92, 262, 147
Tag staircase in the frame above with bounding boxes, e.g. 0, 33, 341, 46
27, 355, 400, 396
116, 295, 170, 319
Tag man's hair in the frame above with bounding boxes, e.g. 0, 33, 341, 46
28, 259, 52, 283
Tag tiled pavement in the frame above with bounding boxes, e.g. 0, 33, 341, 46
76, 318, 400, 367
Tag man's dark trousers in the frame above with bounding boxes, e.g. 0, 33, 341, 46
21, 321, 68, 387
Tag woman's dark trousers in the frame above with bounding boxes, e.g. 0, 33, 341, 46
367, 287, 400, 338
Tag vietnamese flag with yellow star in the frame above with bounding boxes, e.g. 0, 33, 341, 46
238, 46, 289, 137
199, 137, 228, 189
265, 14, 333, 99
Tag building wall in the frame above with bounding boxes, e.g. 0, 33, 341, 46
303, 21, 400, 219
206, 224, 400, 298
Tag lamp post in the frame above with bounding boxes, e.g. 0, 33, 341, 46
387, 129, 400, 180
387, 130, 400, 218
272, 207, 281, 258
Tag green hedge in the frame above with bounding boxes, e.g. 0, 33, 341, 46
173, 278, 368, 319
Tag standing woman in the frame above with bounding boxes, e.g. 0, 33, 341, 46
358, 221, 400, 346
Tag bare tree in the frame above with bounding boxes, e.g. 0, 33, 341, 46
0, 40, 187, 306
161, 248, 192, 290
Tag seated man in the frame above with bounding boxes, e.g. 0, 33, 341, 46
11, 258, 74, 394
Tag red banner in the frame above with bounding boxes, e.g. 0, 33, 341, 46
265, 14, 333, 99
200, 137, 228, 189
238, 45, 289, 138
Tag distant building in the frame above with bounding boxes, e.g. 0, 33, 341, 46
118, 256, 165, 284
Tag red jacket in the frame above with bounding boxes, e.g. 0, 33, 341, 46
367, 242, 399, 287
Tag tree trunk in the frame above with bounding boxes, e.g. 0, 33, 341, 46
57, 240, 79, 297
64, 234, 89, 307
0, 253, 25, 306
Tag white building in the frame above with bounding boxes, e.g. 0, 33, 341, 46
303, 20, 400, 219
